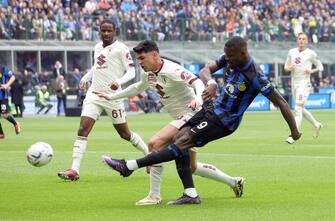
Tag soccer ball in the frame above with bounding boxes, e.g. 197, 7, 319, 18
26, 142, 53, 167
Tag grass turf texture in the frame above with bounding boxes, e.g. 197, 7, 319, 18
0, 110, 334, 221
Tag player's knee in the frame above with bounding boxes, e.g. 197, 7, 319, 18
148, 139, 159, 152
77, 125, 89, 137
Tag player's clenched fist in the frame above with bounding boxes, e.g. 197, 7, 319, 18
79, 81, 88, 91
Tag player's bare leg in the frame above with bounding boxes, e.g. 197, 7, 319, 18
113, 123, 148, 155
190, 150, 245, 197
58, 116, 95, 181
136, 124, 177, 205
0, 121, 4, 139
102, 127, 201, 204
2, 113, 20, 134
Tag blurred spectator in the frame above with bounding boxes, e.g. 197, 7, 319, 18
22, 68, 33, 93
35, 85, 53, 114
55, 75, 69, 116
10, 74, 25, 117
0, 0, 334, 43
137, 89, 163, 113
52, 61, 66, 79
31, 72, 40, 89
32, 14, 43, 40
72, 68, 83, 85
125, 16, 139, 40
39, 71, 50, 87
127, 95, 140, 112
277, 82, 289, 103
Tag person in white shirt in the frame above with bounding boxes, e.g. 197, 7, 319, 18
57, 19, 148, 181
284, 32, 323, 144
94, 40, 245, 205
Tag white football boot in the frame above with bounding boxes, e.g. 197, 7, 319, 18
313, 122, 322, 138
232, 177, 245, 198
285, 136, 295, 144
136, 195, 162, 206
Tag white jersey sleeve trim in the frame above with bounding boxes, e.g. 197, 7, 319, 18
191, 78, 204, 104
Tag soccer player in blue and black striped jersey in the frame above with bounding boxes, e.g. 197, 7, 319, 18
0, 65, 21, 139
102, 36, 302, 205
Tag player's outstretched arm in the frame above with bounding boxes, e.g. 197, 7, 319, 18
81, 67, 94, 82
114, 66, 136, 89
93, 81, 147, 101
267, 89, 302, 141
199, 62, 220, 101
188, 78, 205, 110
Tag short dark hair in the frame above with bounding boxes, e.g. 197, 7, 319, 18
225, 36, 247, 49
100, 19, 115, 29
133, 40, 159, 53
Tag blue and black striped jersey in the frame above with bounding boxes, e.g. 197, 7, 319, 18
213, 54, 274, 131
0, 65, 13, 100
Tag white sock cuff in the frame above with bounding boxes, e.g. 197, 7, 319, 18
184, 188, 198, 198
126, 160, 138, 170
77, 136, 87, 140
130, 132, 136, 143
130, 132, 149, 155
76, 136, 87, 144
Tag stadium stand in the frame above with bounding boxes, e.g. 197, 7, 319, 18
0, 0, 334, 115
0, 0, 334, 42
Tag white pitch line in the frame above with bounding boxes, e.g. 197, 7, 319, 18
2, 150, 335, 160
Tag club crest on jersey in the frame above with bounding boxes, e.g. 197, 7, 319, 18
294, 57, 301, 64
180, 71, 192, 81
238, 82, 246, 91
148, 73, 157, 85
224, 83, 237, 98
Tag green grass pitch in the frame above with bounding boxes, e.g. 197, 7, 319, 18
0, 110, 334, 221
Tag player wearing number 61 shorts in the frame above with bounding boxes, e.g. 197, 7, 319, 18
57, 19, 148, 181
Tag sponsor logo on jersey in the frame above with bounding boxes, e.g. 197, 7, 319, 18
294, 57, 301, 64
155, 83, 170, 99
238, 82, 246, 91
97, 54, 106, 66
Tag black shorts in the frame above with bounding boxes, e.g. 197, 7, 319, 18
0, 99, 9, 114
182, 101, 234, 147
